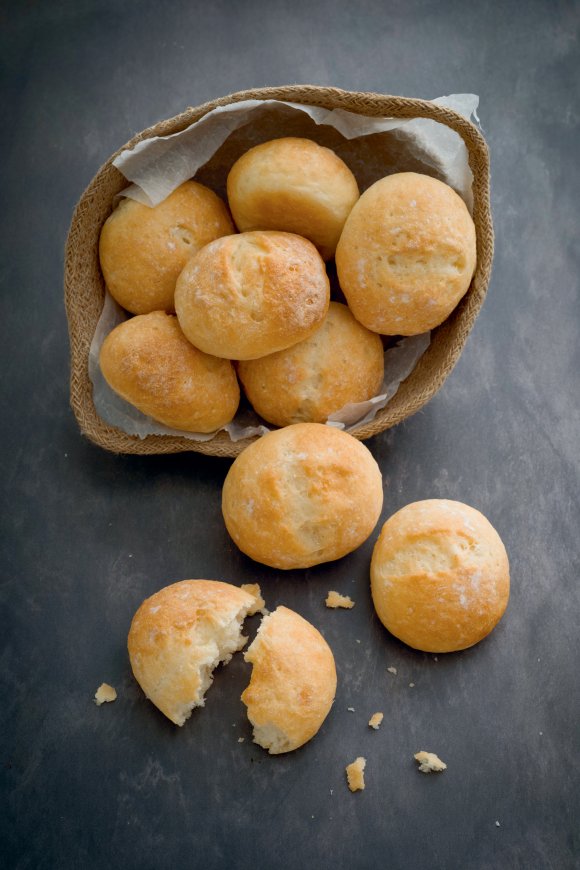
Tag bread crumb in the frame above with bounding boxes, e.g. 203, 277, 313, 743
325, 591, 355, 609
414, 751, 447, 773
368, 712, 383, 730
94, 683, 117, 706
238, 737, 245, 743
346, 756, 366, 792
347, 706, 355, 712
387, 666, 397, 675
241, 583, 266, 615
409, 682, 415, 688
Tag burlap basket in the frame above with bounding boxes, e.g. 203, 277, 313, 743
64, 85, 493, 457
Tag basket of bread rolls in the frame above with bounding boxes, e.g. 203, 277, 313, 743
64, 85, 493, 456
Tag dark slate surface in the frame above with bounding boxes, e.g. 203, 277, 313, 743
1, 1, 579, 868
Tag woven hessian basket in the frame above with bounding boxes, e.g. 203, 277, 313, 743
64, 85, 493, 457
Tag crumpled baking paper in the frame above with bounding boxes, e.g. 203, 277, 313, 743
90, 94, 479, 441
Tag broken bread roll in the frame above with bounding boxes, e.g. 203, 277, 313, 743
175, 230, 330, 360
99, 311, 239, 433
222, 422, 383, 569
371, 499, 510, 653
414, 750, 447, 773
227, 137, 359, 260
346, 757, 366, 791
336, 172, 477, 335
99, 180, 234, 314
241, 606, 337, 754
237, 302, 384, 427
127, 579, 258, 726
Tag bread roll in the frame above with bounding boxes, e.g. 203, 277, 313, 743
227, 137, 359, 260
128, 579, 258, 726
99, 181, 234, 314
237, 302, 384, 426
99, 311, 239, 433
336, 173, 477, 335
222, 423, 383, 569
175, 231, 330, 360
370, 500, 510, 653
241, 606, 337, 754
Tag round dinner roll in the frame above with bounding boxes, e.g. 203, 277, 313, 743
336, 173, 477, 335
227, 137, 360, 260
99, 311, 239, 433
128, 580, 259, 726
237, 302, 385, 426
241, 606, 337, 754
175, 231, 330, 360
370, 500, 510, 653
222, 423, 383, 569
99, 180, 234, 314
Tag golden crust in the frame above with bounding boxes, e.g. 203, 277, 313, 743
241, 606, 337, 753
227, 137, 360, 260
99, 311, 239, 433
128, 579, 256, 726
222, 423, 383, 569
237, 302, 384, 426
174, 231, 330, 360
99, 181, 234, 314
370, 500, 510, 653
336, 173, 477, 335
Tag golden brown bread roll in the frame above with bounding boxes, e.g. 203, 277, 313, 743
174, 231, 330, 360
99, 181, 234, 314
336, 173, 477, 335
370, 499, 510, 653
99, 311, 239, 433
222, 423, 383, 569
227, 137, 359, 260
237, 302, 385, 426
241, 606, 337, 754
128, 580, 258, 726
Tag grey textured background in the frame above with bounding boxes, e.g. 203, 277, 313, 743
1, 1, 579, 868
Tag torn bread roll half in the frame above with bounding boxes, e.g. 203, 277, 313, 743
127, 579, 260, 726
241, 606, 337, 754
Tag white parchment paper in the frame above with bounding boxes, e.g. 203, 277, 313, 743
90, 94, 479, 441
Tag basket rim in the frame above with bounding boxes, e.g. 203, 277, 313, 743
64, 84, 493, 457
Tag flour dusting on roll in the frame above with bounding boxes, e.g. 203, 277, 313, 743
222, 423, 383, 569
371, 499, 509, 653
336, 173, 476, 335
175, 231, 330, 360
237, 302, 384, 427
99, 181, 234, 315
